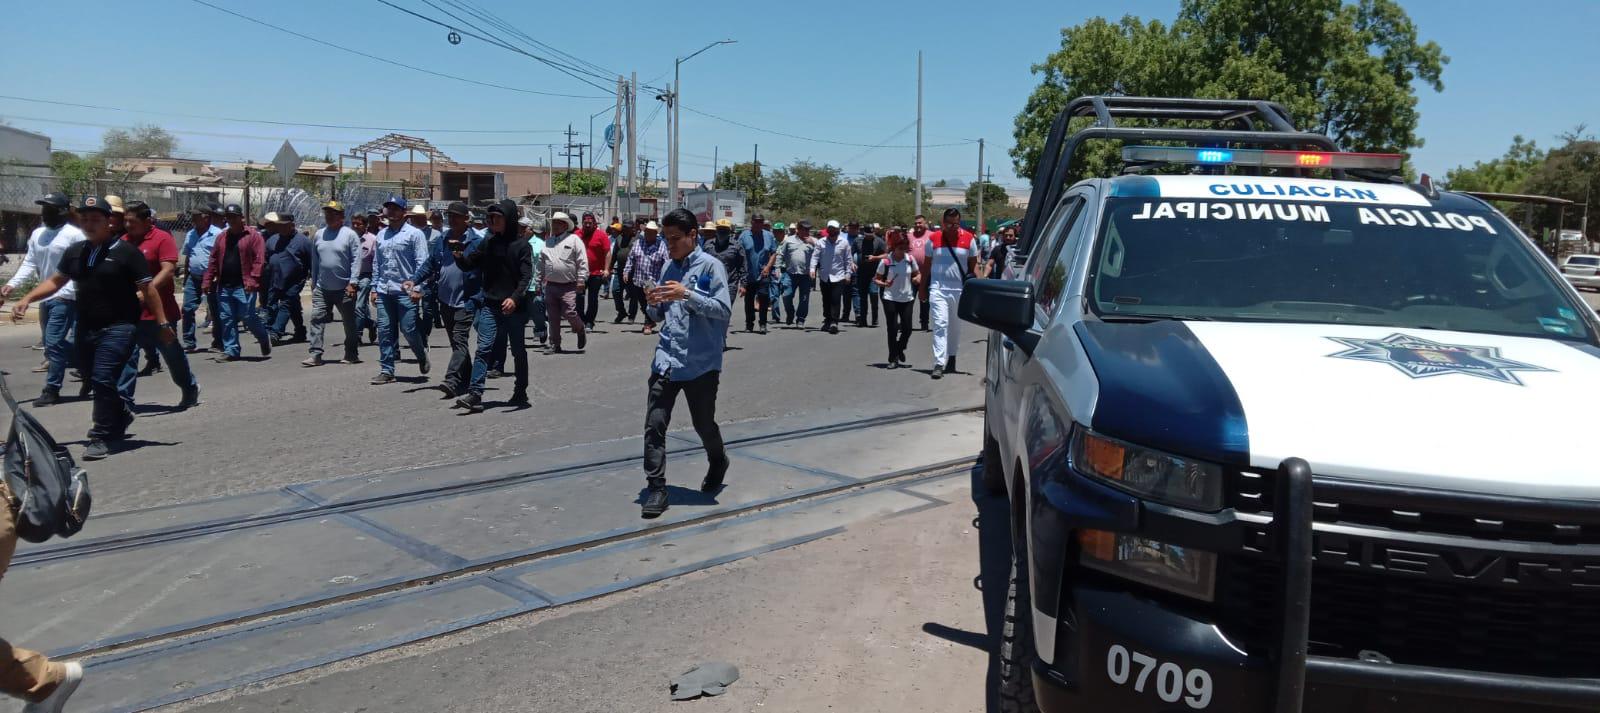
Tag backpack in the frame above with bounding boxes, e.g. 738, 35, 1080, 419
1, 372, 90, 543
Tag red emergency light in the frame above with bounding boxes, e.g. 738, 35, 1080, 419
1122, 146, 1404, 171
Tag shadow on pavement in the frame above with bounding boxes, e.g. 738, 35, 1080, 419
919, 459, 1011, 713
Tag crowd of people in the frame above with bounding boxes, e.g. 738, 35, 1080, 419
0, 190, 1019, 461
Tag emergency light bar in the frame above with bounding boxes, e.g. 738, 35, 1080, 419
1122, 146, 1404, 171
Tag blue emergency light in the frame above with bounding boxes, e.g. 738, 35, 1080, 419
1123, 146, 1403, 171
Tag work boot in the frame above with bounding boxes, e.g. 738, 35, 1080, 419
641, 487, 669, 519
370, 372, 395, 385
259, 339, 272, 357
437, 383, 459, 400
701, 457, 729, 494
455, 392, 484, 414
33, 388, 60, 407
82, 440, 110, 461
418, 355, 431, 375
178, 385, 200, 410
21, 660, 83, 713
77, 382, 91, 399
613, 314, 626, 324
509, 388, 531, 407
577, 331, 588, 351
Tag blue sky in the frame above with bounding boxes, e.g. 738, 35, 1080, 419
2, 0, 1594, 190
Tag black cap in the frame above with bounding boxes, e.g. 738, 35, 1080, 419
224, 203, 244, 216
797, 220, 812, 230
77, 196, 114, 216
279, 212, 295, 223
847, 218, 860, 226
190, 203, 219, 216
35, 192, 70, 209
446, 201, 470, 216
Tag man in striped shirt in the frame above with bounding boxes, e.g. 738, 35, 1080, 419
622, 220, 669, 335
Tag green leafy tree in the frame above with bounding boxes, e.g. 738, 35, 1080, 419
50, 151, 104, 199
1011, 0, 1447, 183
965, 182, 1009, 213
552, 171, 608, 195
100, 124, 178, 160
767, 161, 842, 218
713, 161, 768, 207
831, 175, 920, 227
1442, 136, 1544, 194
1523, 128, 1600, 241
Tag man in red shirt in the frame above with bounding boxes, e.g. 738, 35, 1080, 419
577, 212, 611, 330
119, 201, 199, 409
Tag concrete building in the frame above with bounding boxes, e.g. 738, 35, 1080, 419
362, 161, 556, 204
0, 125, 53, 252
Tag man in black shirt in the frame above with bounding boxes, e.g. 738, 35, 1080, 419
853, 223, 886, 328
985, 225, 1017, 279
456, 199, 533, 410
13, 197, 173, 460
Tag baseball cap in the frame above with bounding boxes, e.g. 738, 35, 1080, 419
797, 220, 812, 230
518, 216, 534, 228
826, 219, 841, 229
224, 203, 244, 216
105, 195, 126, 214
77, 196, 114, 216
262, 211, 282, 224
409, 204, 427, 217
772, 221, 786, 230
382, 195, 408, 209
446, 201, 470, 216
322, 200, 345, 213
35, 192, 70, 209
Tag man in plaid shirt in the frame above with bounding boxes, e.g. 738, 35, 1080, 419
622, 220, 670, 335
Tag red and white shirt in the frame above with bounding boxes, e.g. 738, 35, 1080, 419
927, 228, 974, 290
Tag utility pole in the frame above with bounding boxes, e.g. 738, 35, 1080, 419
664, 81, 675, 206
972, 139, 985, 236
560, 124, 584, 194
639, 156, 655, 192
753, 144, 760, 207
915, 50, 923, 218
627, 72, 638, 200
610, 75, 624, 221
712, 146, 718, 182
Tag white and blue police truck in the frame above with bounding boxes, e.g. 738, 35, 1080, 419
964, 96, 1600, 713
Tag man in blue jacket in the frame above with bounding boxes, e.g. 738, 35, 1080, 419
640, 208, 732, 519
735, 215, 775, 334
261, 213, 312, 344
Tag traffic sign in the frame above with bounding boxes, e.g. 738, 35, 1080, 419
271, 141, 301, 186
605, 124, 622, 150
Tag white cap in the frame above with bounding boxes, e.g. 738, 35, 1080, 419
518, 216, 534, 227
826, 219, 841, 229
551, 211, 573, 227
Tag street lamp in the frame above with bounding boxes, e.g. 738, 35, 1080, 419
669, 39, 735, 209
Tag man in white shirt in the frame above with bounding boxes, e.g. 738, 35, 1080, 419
808, 219, 854, 334
920, 207, 977, 379
4, 193, 85, 405
539, 212, 588, 353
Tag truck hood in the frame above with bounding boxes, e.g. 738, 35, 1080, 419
1076, 320, 1600, 500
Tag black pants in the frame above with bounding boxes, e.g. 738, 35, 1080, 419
441, 306, 474, 393
627, 284, 655, 327
743, 281, 769, 330
643, 370, 726, 489
884, 299, 913, 362
855, 277, 879, 325
840, 282, 855, 322
819, 280, 845, 328
614, 275, 639, 321
581, 275, 604, 327
919, 294, 930, 330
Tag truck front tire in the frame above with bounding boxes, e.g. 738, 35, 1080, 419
999, 543, 1041, 712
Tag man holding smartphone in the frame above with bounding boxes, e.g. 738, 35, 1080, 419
640, 208, 732, 519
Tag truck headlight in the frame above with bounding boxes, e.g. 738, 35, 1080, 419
1079, 529, 1216, 601
1071, 430, 1223, 511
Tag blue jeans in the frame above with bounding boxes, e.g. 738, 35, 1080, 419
782, 273, 813, 323
217, 287, 269, 358
119, 320, 197, 408
266, 281, 305, 339
77, 323, 135, 441
442, 304, 496, 395
40, 299, 76, 391
181, 273, 219, 350
768, 274, 786, 322
493, 307, 529, 392
355, 276, 375, 331
376, 293, 427, 375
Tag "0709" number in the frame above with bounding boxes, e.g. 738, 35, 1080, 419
1106, 643, 1213, 709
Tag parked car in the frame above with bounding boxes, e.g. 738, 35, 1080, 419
1560, 254, 1600, 290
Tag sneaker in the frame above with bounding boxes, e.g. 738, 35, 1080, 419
486, 369, 506, 379
418, 355, 430, 375
641, 488, 669, 519
22, 660, 82, 713
33, 388, 60, 407
758, 325, 768, 334
301, 356, 323, 368
701, 458, 729, 493
613, 315, 626, 324
577, 331, 587, 351
178, 385, 200, 410
370, 372, 396, 385
82, 440, 110, 461
509, 389, 531, 407
31, 361, 47, 373
212, 354, 240, 363
455, 392, 484, 414
340, 357, 363, 365
932, 365, 944, 380
183, 346, 203, 354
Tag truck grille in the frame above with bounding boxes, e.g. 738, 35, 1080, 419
1218, 470, 1600, 678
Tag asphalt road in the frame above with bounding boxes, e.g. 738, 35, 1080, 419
0, 308, 985, 512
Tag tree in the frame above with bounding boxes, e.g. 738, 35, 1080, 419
713, 161, 768, 206
50, 151, 104, 199
100, 124, 178, 160
1011, 0, 1447, 183
965, 182, 1009, 212
1523, 128, 1600, 241
1441, 136, 1544, 194
767, 161, 842, 218
551, 170, 608, 195
832, 175, 919, 228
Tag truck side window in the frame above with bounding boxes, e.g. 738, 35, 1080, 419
1028, 196, 1087, 320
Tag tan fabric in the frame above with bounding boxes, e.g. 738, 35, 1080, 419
539, 232, 589, 285
0, 481, 63, 702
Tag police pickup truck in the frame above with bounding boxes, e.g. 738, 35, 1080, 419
962, 97, 1600, 713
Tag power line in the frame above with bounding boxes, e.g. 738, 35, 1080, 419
838, 120, 919, 167
370, 0, 614, 94
185, 0, 607, 99
1, 114, 562, 150
679, 105, 976, 148
439, 0, 617, 80
0, 94, 565, 134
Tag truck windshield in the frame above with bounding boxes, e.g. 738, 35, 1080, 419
1089, 197, 1591, 341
